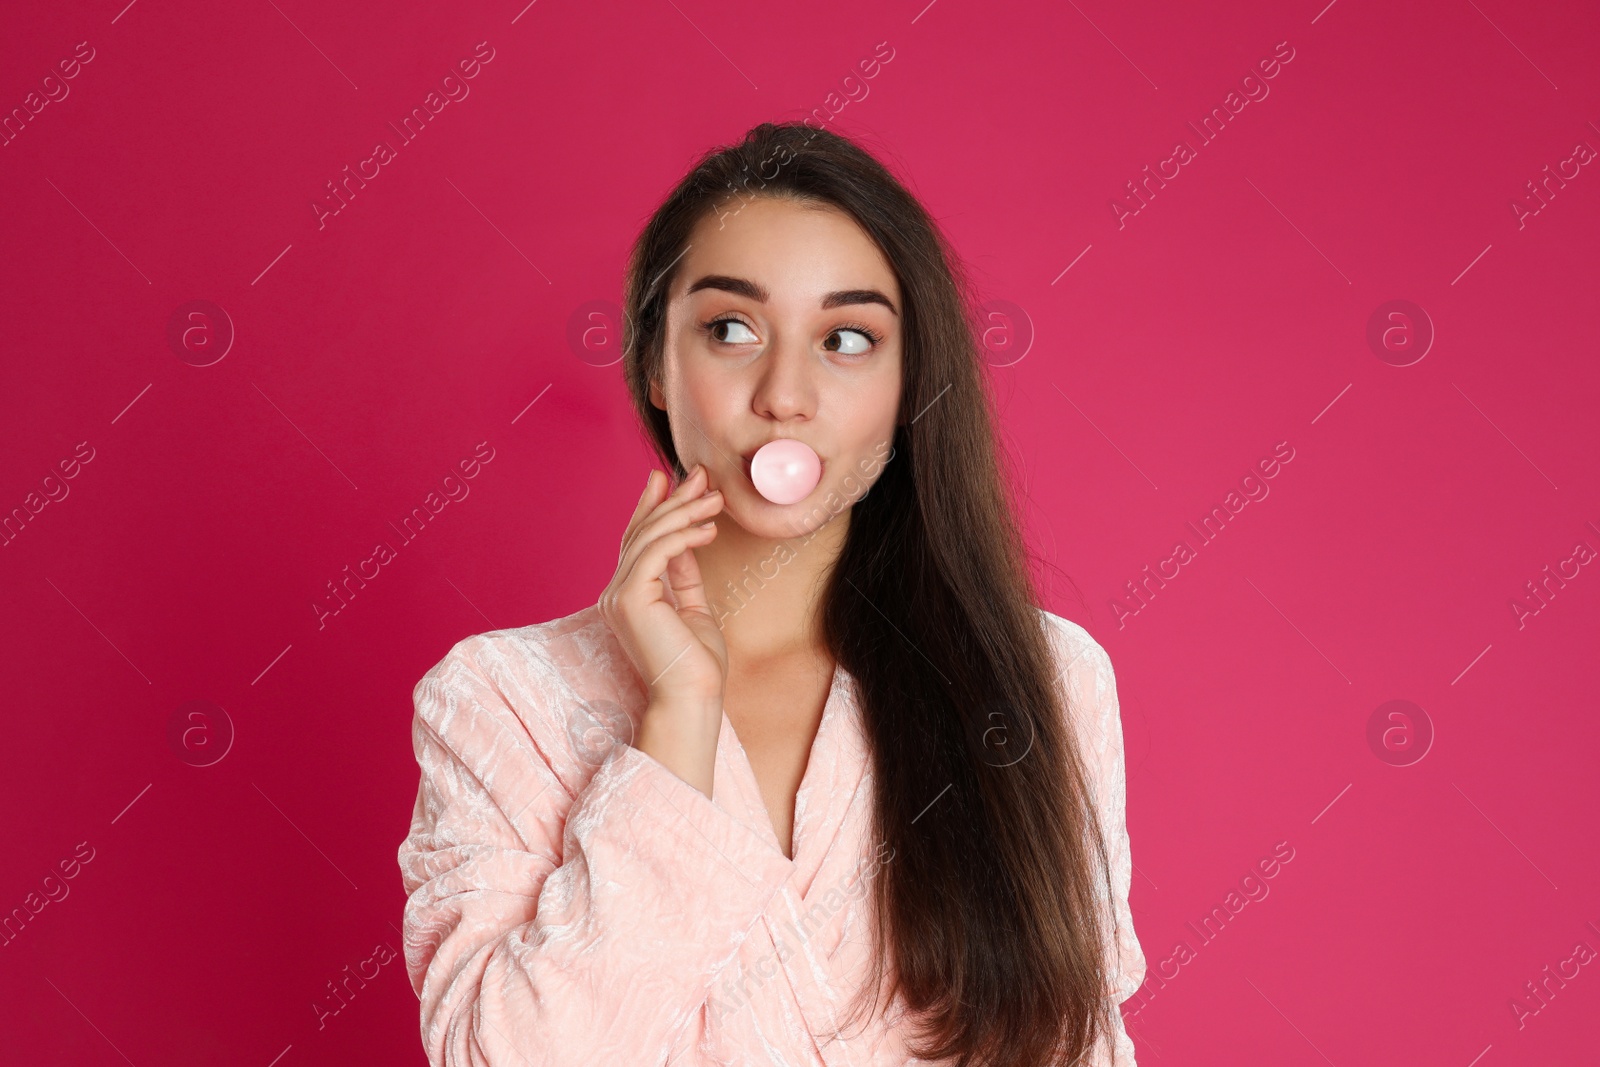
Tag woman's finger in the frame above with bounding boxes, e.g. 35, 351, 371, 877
618, 472, 720, 577
623, 490, 722, 580
619, 468, 668, 556
622, 521, 718, 599
620, 465, 701, 552
663, 519, 715, 617
620, 465, 700, 552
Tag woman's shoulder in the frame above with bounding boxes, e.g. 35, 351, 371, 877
1036, 607, 1124, 747
1036, 606, 1114, 679
412, 602, 643, 741
415, 602, 610, 684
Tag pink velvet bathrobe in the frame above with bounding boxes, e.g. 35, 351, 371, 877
397, 604, 1146, 1066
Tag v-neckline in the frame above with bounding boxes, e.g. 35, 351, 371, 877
715, 660, 846, 867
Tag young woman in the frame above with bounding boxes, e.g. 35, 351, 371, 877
397, 121, 1145, 1066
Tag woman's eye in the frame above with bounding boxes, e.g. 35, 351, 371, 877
824, 328, 876, 356
709, 318, 759, 344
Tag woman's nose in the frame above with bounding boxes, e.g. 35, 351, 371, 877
750, 332, 816, 421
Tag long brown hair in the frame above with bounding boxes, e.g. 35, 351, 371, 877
620, 121, 1120, 1067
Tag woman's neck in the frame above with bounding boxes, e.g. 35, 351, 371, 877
694, 510, 848, 664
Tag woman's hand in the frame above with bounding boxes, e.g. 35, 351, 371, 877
599, 463, 728, 716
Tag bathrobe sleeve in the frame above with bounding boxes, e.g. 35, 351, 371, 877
1046, 613, 1148, 1066
396, 634, 796, 1067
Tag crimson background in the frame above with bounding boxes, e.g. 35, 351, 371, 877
2, 0, 1597, 1063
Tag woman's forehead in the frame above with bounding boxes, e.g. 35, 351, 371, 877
678, 199, 899, 305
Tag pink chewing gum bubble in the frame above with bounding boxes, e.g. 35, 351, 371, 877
750, 439, 821, 505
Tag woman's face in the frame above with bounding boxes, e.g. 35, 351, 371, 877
651, 195, 903, 539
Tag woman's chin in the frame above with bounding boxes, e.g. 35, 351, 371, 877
723, 491, 839, 540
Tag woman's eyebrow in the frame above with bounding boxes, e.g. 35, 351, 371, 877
685, 274, 899, 316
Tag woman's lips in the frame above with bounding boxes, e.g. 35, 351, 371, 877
738, 450, 825, 497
